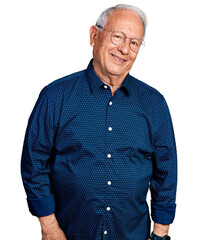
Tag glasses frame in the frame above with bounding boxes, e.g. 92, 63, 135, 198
97, 25, 145, 52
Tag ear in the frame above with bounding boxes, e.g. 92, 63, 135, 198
89, 25, 100, 47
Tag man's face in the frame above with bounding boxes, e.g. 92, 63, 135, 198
90, 10, 144, 79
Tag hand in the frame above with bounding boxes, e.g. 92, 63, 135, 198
42, 226, 67, 240
39, 214, 67, 240
153, 223, 169, 236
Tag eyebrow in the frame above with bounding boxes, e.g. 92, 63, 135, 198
109, 29, 143, 40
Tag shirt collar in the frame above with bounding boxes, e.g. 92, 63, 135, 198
85, 59, 131, 96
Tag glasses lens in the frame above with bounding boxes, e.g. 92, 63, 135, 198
110, 30, 145, 52
111, 32, 125, 45
130, 39, 145, 52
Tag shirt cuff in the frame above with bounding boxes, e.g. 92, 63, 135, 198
151, 201, 176, 224
27, 194, 56, 217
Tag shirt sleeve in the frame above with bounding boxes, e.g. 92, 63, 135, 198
150, 97, 177, 224
21, 87, 56, 217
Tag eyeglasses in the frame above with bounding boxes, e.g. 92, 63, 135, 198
97, 26, 145, 52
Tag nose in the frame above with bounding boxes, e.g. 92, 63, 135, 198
118, 39, 130, 55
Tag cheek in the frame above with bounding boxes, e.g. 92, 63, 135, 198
129, 53, 138, 64
99, 44, 115, 63
93, 43, 104, 60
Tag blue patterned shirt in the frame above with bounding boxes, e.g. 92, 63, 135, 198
21, 60, 177, 240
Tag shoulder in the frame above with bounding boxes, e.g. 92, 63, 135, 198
39, 69, 86, 100
129, 75, 165, 105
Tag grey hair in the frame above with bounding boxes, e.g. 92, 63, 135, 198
96, 4, 147, 38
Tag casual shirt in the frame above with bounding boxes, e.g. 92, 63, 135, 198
21, 59, 177, 240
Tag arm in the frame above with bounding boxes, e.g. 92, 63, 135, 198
147, 223, 169, 240
153, 223, 169, 236
39, 214, 67, 240
150, 97, 177, 232
21, 87, 55, 216
21, 88, 62, 237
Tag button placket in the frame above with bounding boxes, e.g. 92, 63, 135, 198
104, 97, 115, 236
107, 99, 113, 134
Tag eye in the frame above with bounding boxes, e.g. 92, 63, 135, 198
131, 40, 139, 47
113, 33, 123, 40
115, 35, 122, 39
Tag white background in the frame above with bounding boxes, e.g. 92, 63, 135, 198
1, 0, 198, 239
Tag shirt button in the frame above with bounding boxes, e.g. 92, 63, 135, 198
109, 101, 113, 105
107, 207, 111, 211
107, 181, 112, 185
104, 85, 108, 89
108, 127, 112, 131
107, 154, 111, 158
104, 231, 108, 235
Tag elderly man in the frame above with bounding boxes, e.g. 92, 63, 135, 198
21, 4, 177, 240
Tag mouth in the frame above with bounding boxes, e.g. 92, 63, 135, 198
111, 54, 126, 63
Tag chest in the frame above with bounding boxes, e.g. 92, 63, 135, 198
54, 89, 154, 154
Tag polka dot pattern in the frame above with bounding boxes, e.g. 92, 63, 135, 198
21, 59, 177, 240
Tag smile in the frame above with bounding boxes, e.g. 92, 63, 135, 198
111, 54, 126, 63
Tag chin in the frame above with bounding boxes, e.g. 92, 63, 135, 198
107, 64, 127, 77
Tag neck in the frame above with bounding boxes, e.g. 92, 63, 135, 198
92, 60, 128, 96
